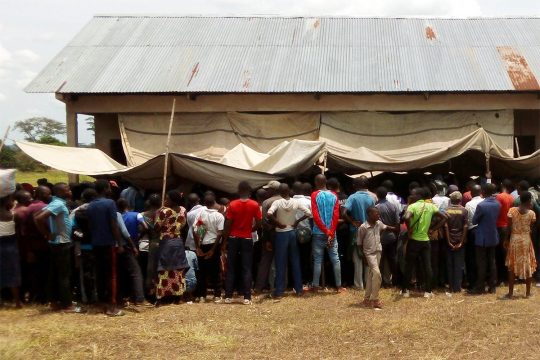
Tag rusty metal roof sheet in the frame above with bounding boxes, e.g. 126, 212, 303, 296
25, 16, 540, 93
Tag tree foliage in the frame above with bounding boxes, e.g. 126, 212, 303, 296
14, 117, 66, 142
85, 116, 95, 136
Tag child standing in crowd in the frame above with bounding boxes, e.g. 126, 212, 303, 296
503, 191, 537, 299
357, 206, 395, 309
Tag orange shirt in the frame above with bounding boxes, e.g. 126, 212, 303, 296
496, 192, 514, 228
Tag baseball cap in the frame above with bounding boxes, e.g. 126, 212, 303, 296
263, 180, 280, 190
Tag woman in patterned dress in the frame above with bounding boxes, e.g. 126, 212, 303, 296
154, 190, 189, 304
504, 191, 537, 299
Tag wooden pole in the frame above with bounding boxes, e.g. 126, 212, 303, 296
514, 137, 521, 158
485, 153, 491, 174
161, 98, 176, 206
321, 151, 328, 174
0, 125, 10, 153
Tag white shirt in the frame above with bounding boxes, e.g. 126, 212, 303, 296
386, 193, 403, 213
0, 220, 15, 236
194, 208, 225, 245
292, 195, 312, 229
267, 197, 311, 233
185, 204, 205, 250
432, 195, 450, 212
465, 196, 484, 229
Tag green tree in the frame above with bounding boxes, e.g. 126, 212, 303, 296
0, 143, 17, 168
37, 135, 66, 146
85, 116, 95, 136
14, 117, 66, 142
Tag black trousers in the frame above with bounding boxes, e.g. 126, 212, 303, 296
23, 249, 49, 304
465, 230, 477, 289
475, 245, 497, 292
254, 231, 274, 292
381, 242, 398, 286
93, 245, 117, 305
118, 251, 144, 303
196, 244, 222, 298
47, 243, 72, 308
225, 237, 253, 300
496, 227, 508, 284
402, 239, 432, 293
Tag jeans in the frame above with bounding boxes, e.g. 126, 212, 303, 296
312, 234, 342, 288
364, 252, 382, 300
446, 247, 465, 292
94, 245, 118, 305
118, 250, 145, 303
47, 243, 72, 308
196, 244, 221, 298
254, 230, 274, 292
402, 239, 432, 292
475, 245, 497, 292
225, 237, 253, 300
274, 230, 303, 297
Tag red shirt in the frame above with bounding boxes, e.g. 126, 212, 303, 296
496, 192, 514, 228
461, 191, 472, 206
226, 199, 262, 239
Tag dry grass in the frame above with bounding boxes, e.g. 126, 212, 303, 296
1, 286, 540, 359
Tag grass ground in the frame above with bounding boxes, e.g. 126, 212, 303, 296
1, 286, 539, 359
15, 170, 94, 185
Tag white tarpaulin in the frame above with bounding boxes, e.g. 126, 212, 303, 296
15, 110, 539, 193
119, 112, 320, 166
320, 110, 514, 156
16, 141, 126, 175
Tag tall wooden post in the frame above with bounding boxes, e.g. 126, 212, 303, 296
66, 103, 79, 184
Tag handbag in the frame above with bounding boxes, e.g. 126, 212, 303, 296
296, 227, 312, 244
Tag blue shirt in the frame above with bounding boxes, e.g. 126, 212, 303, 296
46, 196, 72, 244
472, 196, 501, 247
312, 190, 338, 236
184, 250, 198, 292
87, 197, 118, 246
121, 211, 142, 242
344, 191, 375, 231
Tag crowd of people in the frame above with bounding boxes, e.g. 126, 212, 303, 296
0, 170, 539, 314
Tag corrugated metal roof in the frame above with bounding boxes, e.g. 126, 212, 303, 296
25, 16, 540, 93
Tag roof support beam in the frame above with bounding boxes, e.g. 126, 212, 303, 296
60, 93, 540, 114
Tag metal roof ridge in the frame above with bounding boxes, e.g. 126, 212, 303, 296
92, 14, 540, 20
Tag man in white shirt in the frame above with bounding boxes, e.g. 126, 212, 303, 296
464, 184, 483, 290
185, 193, 205, 251
432, 181, 450, 212
193, 192, 225, 302
267, 183, 311, 300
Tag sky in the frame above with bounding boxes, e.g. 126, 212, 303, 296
1, 0, 539, 145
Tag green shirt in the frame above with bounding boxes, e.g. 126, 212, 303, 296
407, 200, 438, 241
